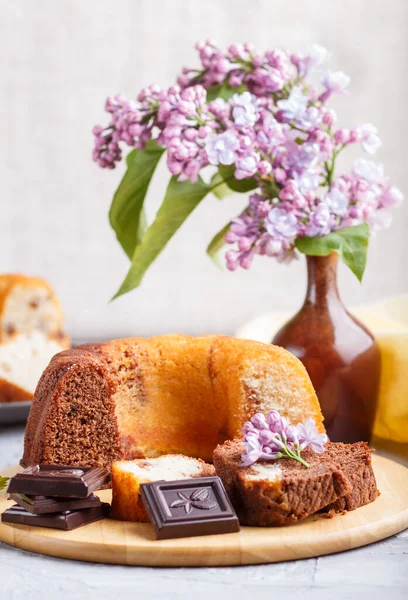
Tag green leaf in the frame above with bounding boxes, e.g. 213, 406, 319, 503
211, 172, 233, 200
109, 140, 165, 259
207, 221, 232, 267
295, 224, 370, 281
0, 476, 9, 491
218, 165, 258, 193
112, 176, 213, 298
206, 82, 246, 102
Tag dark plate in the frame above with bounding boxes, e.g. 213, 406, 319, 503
0, 401, 32, 426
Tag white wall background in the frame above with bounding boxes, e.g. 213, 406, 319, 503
1, 0, 407, 340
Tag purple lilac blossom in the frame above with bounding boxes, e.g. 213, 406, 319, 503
291, 44, 331, 77
241, 410, 329, 468
352, 159, 385, 183
235, 153, 260, 179
306, 201, 332, 236
93, 40, 403, 271
231, 92, 260, 127
266, 410, 289, 435
205, 131, 239, 165
296, 418, 329, 453
276, 87, 309, 125
325, 188, 348, 217
320, 70, 350, 101
266, 208, 299, 238
358, 124, 382, 155
293, 170, 321, 194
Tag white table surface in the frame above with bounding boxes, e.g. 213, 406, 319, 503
0, 425, 407, 600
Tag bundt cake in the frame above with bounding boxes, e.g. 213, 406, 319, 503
213, 439, 379, 526
0, 274, 70, 403
22, 335, 324, 469
110, 455, 216, 522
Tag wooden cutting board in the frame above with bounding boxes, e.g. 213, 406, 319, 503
0, 454, 407, 567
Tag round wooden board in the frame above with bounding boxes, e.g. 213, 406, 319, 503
1, 455, 407, 567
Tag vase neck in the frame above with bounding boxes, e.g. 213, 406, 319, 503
304, 253, 341, 308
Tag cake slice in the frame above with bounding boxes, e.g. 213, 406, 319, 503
0, 332, 70, 403
0, 274, 67, 343
0, 274, 70, 403
321, 442, 379, 515
213, 439, 353, 526
110, 455, 216, 522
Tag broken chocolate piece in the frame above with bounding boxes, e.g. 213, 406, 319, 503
1, 503, 109, 530
140, 476, 240, 540
8, 492, 102, 514
7, 465, 110, 498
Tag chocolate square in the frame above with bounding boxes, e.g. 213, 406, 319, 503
7, 465, 110, 498
140, 476, 240, 540
8, 492, 102, 514
1, 503, 110, 530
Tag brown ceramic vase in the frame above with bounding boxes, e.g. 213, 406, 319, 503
272, 252, 381, 443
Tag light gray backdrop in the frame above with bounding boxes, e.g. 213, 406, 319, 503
1, 0, 407, 340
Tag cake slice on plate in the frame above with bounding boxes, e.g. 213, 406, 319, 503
213, 439, 353, 526
0, 274, 70, 403
110, 455, 215, 522
213, 439, 379, 526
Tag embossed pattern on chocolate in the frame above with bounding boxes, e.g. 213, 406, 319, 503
140, 476, 240, 540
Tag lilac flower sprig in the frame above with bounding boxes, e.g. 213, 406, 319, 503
92, 40, 404, 297
241, 411, 328, 468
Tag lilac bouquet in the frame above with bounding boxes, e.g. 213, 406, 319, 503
92, 41, 403, 298
242, 410, 328, 468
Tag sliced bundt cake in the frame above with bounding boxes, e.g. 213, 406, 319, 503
22, 335, 324, 470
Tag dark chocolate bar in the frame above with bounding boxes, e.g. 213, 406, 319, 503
140, 476, 240, 540
1, 503, 110, 530
7, 465, 110, 498
8, 492, 102, 514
